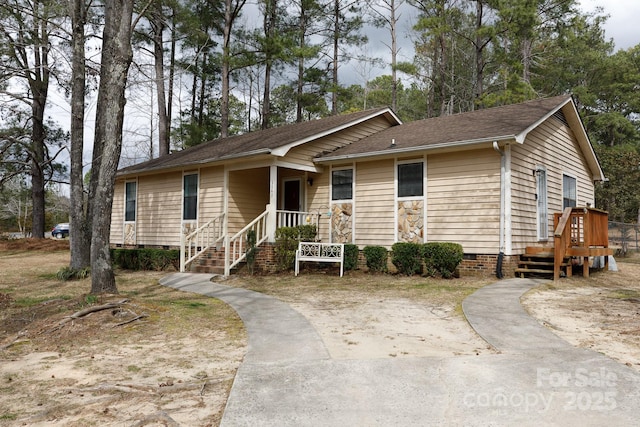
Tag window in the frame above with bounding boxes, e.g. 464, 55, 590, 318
332, 169, 353, 200
183, 174, 198, 220
398, 162, 423, 197
536, 168, 548, 240
125, 181, 136, 222
563, 174, 577, 209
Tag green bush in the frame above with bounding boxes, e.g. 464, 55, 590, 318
391, 242, 423, 276
111, 248, 180, 271
363, 245, 388, 273
343, 244, 359, 271
423, 242, 464, 278
274, 225, 318, 271
297, 224, 317, 241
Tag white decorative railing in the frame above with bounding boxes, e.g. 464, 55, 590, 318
180, 213, 225, 272
225, 209, 269, 275
276, 210, 320, 229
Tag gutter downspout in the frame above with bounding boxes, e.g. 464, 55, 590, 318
493, 141, 505, 279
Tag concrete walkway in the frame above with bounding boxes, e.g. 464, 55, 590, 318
160, 274, 640, 426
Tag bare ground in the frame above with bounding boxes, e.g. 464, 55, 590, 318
522, 256, 640, 371
2, 240, 640, 425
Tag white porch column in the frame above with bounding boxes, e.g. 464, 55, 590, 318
266, 164, 278, 242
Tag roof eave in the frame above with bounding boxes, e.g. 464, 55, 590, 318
314, 135, 515, 163
116, 148, 272, 177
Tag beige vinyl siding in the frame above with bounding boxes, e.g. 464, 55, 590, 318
354, 159, 395, 247
511, 117, 595, 253
227, 168, 270, 236
135, 171, 183, 247
285, 117, 393, 169
199, 166, 224, 221
307, 172, 331, 242
110, 179, 125, 244
427, 149, 501, 253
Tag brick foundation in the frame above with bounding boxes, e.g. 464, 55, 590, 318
459, 254, 520, 278
254, 243, 278, 273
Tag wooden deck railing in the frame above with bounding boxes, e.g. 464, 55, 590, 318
553, 207, 613, 280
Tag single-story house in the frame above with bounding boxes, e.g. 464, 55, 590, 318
111, 95, 610, 277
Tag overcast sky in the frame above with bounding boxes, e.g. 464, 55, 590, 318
578, 0, 640, 50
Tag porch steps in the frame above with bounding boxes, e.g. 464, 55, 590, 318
515, 247, 570, 279
190, 248, 232, 275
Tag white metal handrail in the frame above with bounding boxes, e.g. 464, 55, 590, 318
180, 213, 225, 272
225, 209, 269, 275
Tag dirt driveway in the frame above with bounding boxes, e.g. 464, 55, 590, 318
1, 242, 639, 425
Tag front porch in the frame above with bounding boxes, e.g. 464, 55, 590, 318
180, 206, 322, 275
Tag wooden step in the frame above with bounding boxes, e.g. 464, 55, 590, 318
514, 268, 558, 278
521, 252, 554, 259
518, 260, 554, 268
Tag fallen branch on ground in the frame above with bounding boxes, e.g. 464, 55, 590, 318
46, 299, 129, 333
114, 313, 148, 327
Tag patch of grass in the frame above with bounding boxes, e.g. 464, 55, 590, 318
127, 365, 141, 373
84, 294, 99, 305
608, 289, 640, 300
171, 301, 207, 309
13, 296, 72, 307
0, 413, 18, 421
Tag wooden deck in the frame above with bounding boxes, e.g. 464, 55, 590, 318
552, 207, 614, 281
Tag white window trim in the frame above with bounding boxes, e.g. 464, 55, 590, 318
281, 177, 303, 211
394, 157, 427, 243
124, 179, 137, 223
182, 170, 200, 225
329, 164, 356, 244
562, 172, 578, 209
535, 165, 549, 241
330, 165, 355, 202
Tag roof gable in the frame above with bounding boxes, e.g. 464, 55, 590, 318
117, 107, 400, 176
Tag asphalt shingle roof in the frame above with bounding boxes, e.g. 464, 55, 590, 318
117, 107, 395, 175
316, 95, 572, 160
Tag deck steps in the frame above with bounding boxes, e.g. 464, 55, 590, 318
515, 247, 570, 279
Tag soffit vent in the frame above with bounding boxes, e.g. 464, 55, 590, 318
553, 109, 569, 127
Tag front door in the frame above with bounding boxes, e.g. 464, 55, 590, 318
284, 179, 301, 212
282, 179, 301, 227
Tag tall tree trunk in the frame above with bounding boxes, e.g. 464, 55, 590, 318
261, 0, 277, 130
473, 0, 484, 108
30, 96, 46, 238
390, 0, 398, 112
295, 3, 305, 123
152, 3, 169, 156
167, 7, 176, 147
69, 0, 90, 269
221, 0, 233, 137
89, 0, 135, 295
331, 0, 339, 115
198, 50, 207, 128
29, 0, 50, 239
